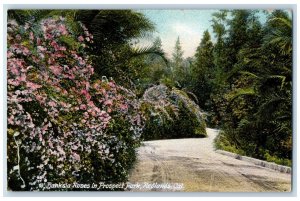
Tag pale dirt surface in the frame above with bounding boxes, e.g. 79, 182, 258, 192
127, 128, 291, 192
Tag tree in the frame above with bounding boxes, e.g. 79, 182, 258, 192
172, 37, 185, 86
75, 10, 168, 88
214, 10, 292, 165
208, 10, 229, 126
146, 37, 169, 84
130, 37, 169, 94
191, 30, 214, 109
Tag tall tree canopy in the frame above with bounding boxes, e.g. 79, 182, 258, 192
191, 30, 214, 109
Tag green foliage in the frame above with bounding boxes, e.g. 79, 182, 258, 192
211, 10, 292, 165
128, 37, 170, 95
58, 35, 81, 50
171, 37, 189, 87
140, 85, 207, 140
74, 10, 167, 89
190, 30, 214, 110
214, 131, 246, 155
264, 152, 292, 167
172, 37, 184, 68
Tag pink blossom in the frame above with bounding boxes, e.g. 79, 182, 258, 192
71, 145, 79, 150
53, 52, 65, 58
85, 81, 90, 90
73, 152, 80, 161
48, 141, 54, 149
108, 82, 115, 88
81, 89, 88, 95
47, 57, 55, 64
42, 123, 48, 132
59, 46, 66, 51
101, 88, 107, 95
26, 82, 42, 90
87, 101, 95, 107
39, 53, 45, 59
60, 101, 68, 108
36, 37, 42, 45
104, 99, 113, 106
39, 133, 43, 141
22, 47, 30, 56
50, 41, 59, 51
78, 36, 84, 42
81, 89, 91, 100
99, 111, 108, 117
48, 101, 56, 107
35, 95, 46, 104
7, 51, 14, 58
37, 46, 47, 52
29, 32, 34, 41
49, 65, 62, 76
10, 65, 19, 75
57, 146, 66, 156
120, 104, 128, 110
45, 33, 53, 40
8, 116, 14, 124
91, 111, 97, 117
62, 89, 68, 95
7, 79, 20, 86
58, 24, 68, 35
18, 73, 26, 82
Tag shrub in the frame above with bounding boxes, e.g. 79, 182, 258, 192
7, 17, 143, 191
214, 130, 246, 155
140, 84, 207, 140
214, 130, 292, 167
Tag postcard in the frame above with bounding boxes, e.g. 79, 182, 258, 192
6, 9, 292, 192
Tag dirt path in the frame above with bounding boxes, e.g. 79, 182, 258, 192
127, 128, 291, 192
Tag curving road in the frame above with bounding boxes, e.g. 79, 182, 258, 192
127, 128, 291, 192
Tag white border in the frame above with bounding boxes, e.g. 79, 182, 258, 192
1, 1, 299, 200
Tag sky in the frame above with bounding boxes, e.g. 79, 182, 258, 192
136, 9, 292, 59
138, 10, 218, 58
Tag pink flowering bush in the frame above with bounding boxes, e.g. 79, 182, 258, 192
7, 17, 143, 191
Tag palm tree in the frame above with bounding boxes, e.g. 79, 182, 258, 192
264, 12, 292, 56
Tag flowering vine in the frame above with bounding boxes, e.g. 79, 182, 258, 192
7, 17, 143, 191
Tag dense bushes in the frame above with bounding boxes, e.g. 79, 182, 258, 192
7, 17, 143, 191
210, 10, 292, 166
140, 84, 207, 140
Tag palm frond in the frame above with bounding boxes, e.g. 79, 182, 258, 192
265, 16, 292, 56
239, 71, 259, 79
268, 17, 292, 29
130, 45, 169, 65
227, 87, 256, 102
267, 75, 286, 89
255, 95, 286, 121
